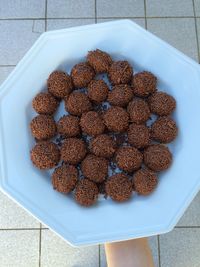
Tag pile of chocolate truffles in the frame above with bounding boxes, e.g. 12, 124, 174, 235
30, 49, 178, 207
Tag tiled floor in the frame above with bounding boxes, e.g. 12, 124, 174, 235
0, 0, 200, 266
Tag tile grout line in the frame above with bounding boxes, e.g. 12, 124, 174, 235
157, 235, 161, 267
45, 0, 47, 31
175, 226, 200, 228
0, 64, 16, 67
192, 0, 200, 62
0, 227, 48, 231
95, 0, 97, 23
144, 0, 147, 29
39, 223, 42, 267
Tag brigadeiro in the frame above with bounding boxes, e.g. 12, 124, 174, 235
151, 116, 178, 143
90, 134, 116, 158
116, 146, 143, 172
144, 144, 172, 172
107, 84, 133, 107
81, 154, 108, 183
108, 61, 133, 85
71, 62, 95, 88
52, 164, 78, 194
31, 141, 60, 170
87, 80, 109, 103
103, 106, 129, 132
47, 71, 73, 99
132, 71, 157, 97
127, 98, 150, 124
57, 115, 80, 137
65, 92, 92, 116
75, 178, 98, 206
80, 111, 105, 136
32, 92, 59, 115
133, 168, 158, 195
128, 123, 150, 148
61, 137, 87, 165
105, 173, 132, 202
148, 91, 176, 116
30, 114, 57, 140
87, 49, 112, 73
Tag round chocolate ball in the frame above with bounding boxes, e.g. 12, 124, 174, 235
151, 116, 178, 143
75, 179, 98, 206
87, 49, 112, 73
132, 71, 157, 97
105, 173, 132, 202
57, 115, 80, 137
65, 92, 92, 116
32, 92, 59, 115
71, 62, 95, 88
61, 138, 87, 165
80, 111, 105, 136
116, 146, 143, 172
88, 79, 109, 103
90, 134, 116, 158
108, 61, 133, 85
107, 84, 133, 107
47, 71, 73, 99
103, 106, 129, 132
52, 164, 78, 194
144, 144, 172, 172
127, 98, 150, 124
148, 91, 176, 116
128, 123, 150, 148
30, 115, 57, 140
31, 141, 60, 170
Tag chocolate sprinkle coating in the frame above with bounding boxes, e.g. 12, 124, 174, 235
144, 144, 172, 172
105, 173, 133, 202
52, 164, 78, 193
87, 49, 112, 73
65, 92, 92, 116
80, 111, 105, 136
71, 62, 95, 88
108, 61, 133, 85
88, 79, 109, 103
127, 98, 150, 124
30, 115, 57, 140
132, 71, 157, 97
32, 92, 59, 115
90, 134, 116, 158
151, 116, 178, 143
75, 178, 98, 206
107, 84, 133, 107
31, 141, 60, 169
61, 138, 87, 165
57, 115, 80, 137
47, 71, 73, 99
128, 123, 150, 148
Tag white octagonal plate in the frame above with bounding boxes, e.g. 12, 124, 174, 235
0, 20, 200, 246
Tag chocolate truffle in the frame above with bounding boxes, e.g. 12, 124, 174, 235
151, 116, 178, 143
88, 80, 109, 103
90, 134, 116, 158
81, 154, 108, 183
71, 62, 95, 88
57, 115, 80, 137
31, 141, 60, 169
116, 146, 143, 172
80, 111, 105, 136
144, 144, 172, 172
65, 92, 92, 116
87, 49, 112, 73
103, 106, 129, 132
148, 91, 176, 116
75, 179, 98, 206
127, 98, 150, 124
47, 71, 73, 99
32, 92, 59, 115
108, 61, 133, 85
105, 173, 132, 202
30, 115, 57, 140
133, 168, 158, 195
132, 71, 157, 97
107, 84, 133, 107
52, 164, 78, 193
128, 123, 150, 148
61, 138, 87, 165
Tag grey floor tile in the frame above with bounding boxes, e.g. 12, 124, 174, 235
160, 228, 200, 267
0, 191, 40, 229
147, 18, 198, 60
47, 19, 95, 31
0, 0, 45, 19
0, 230, 39, 267
97, 0, 144, 17
0, 20, 45, 65
146, 0, 194, 17
197, 18, 200, 61
100, 237, 159, 267
41, 230, 99, 267
0, 66, 14, 85
177, 191, 200, 226
195, 0, 200, 16
97, 18, 146, 28
47, 0, 95, 18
